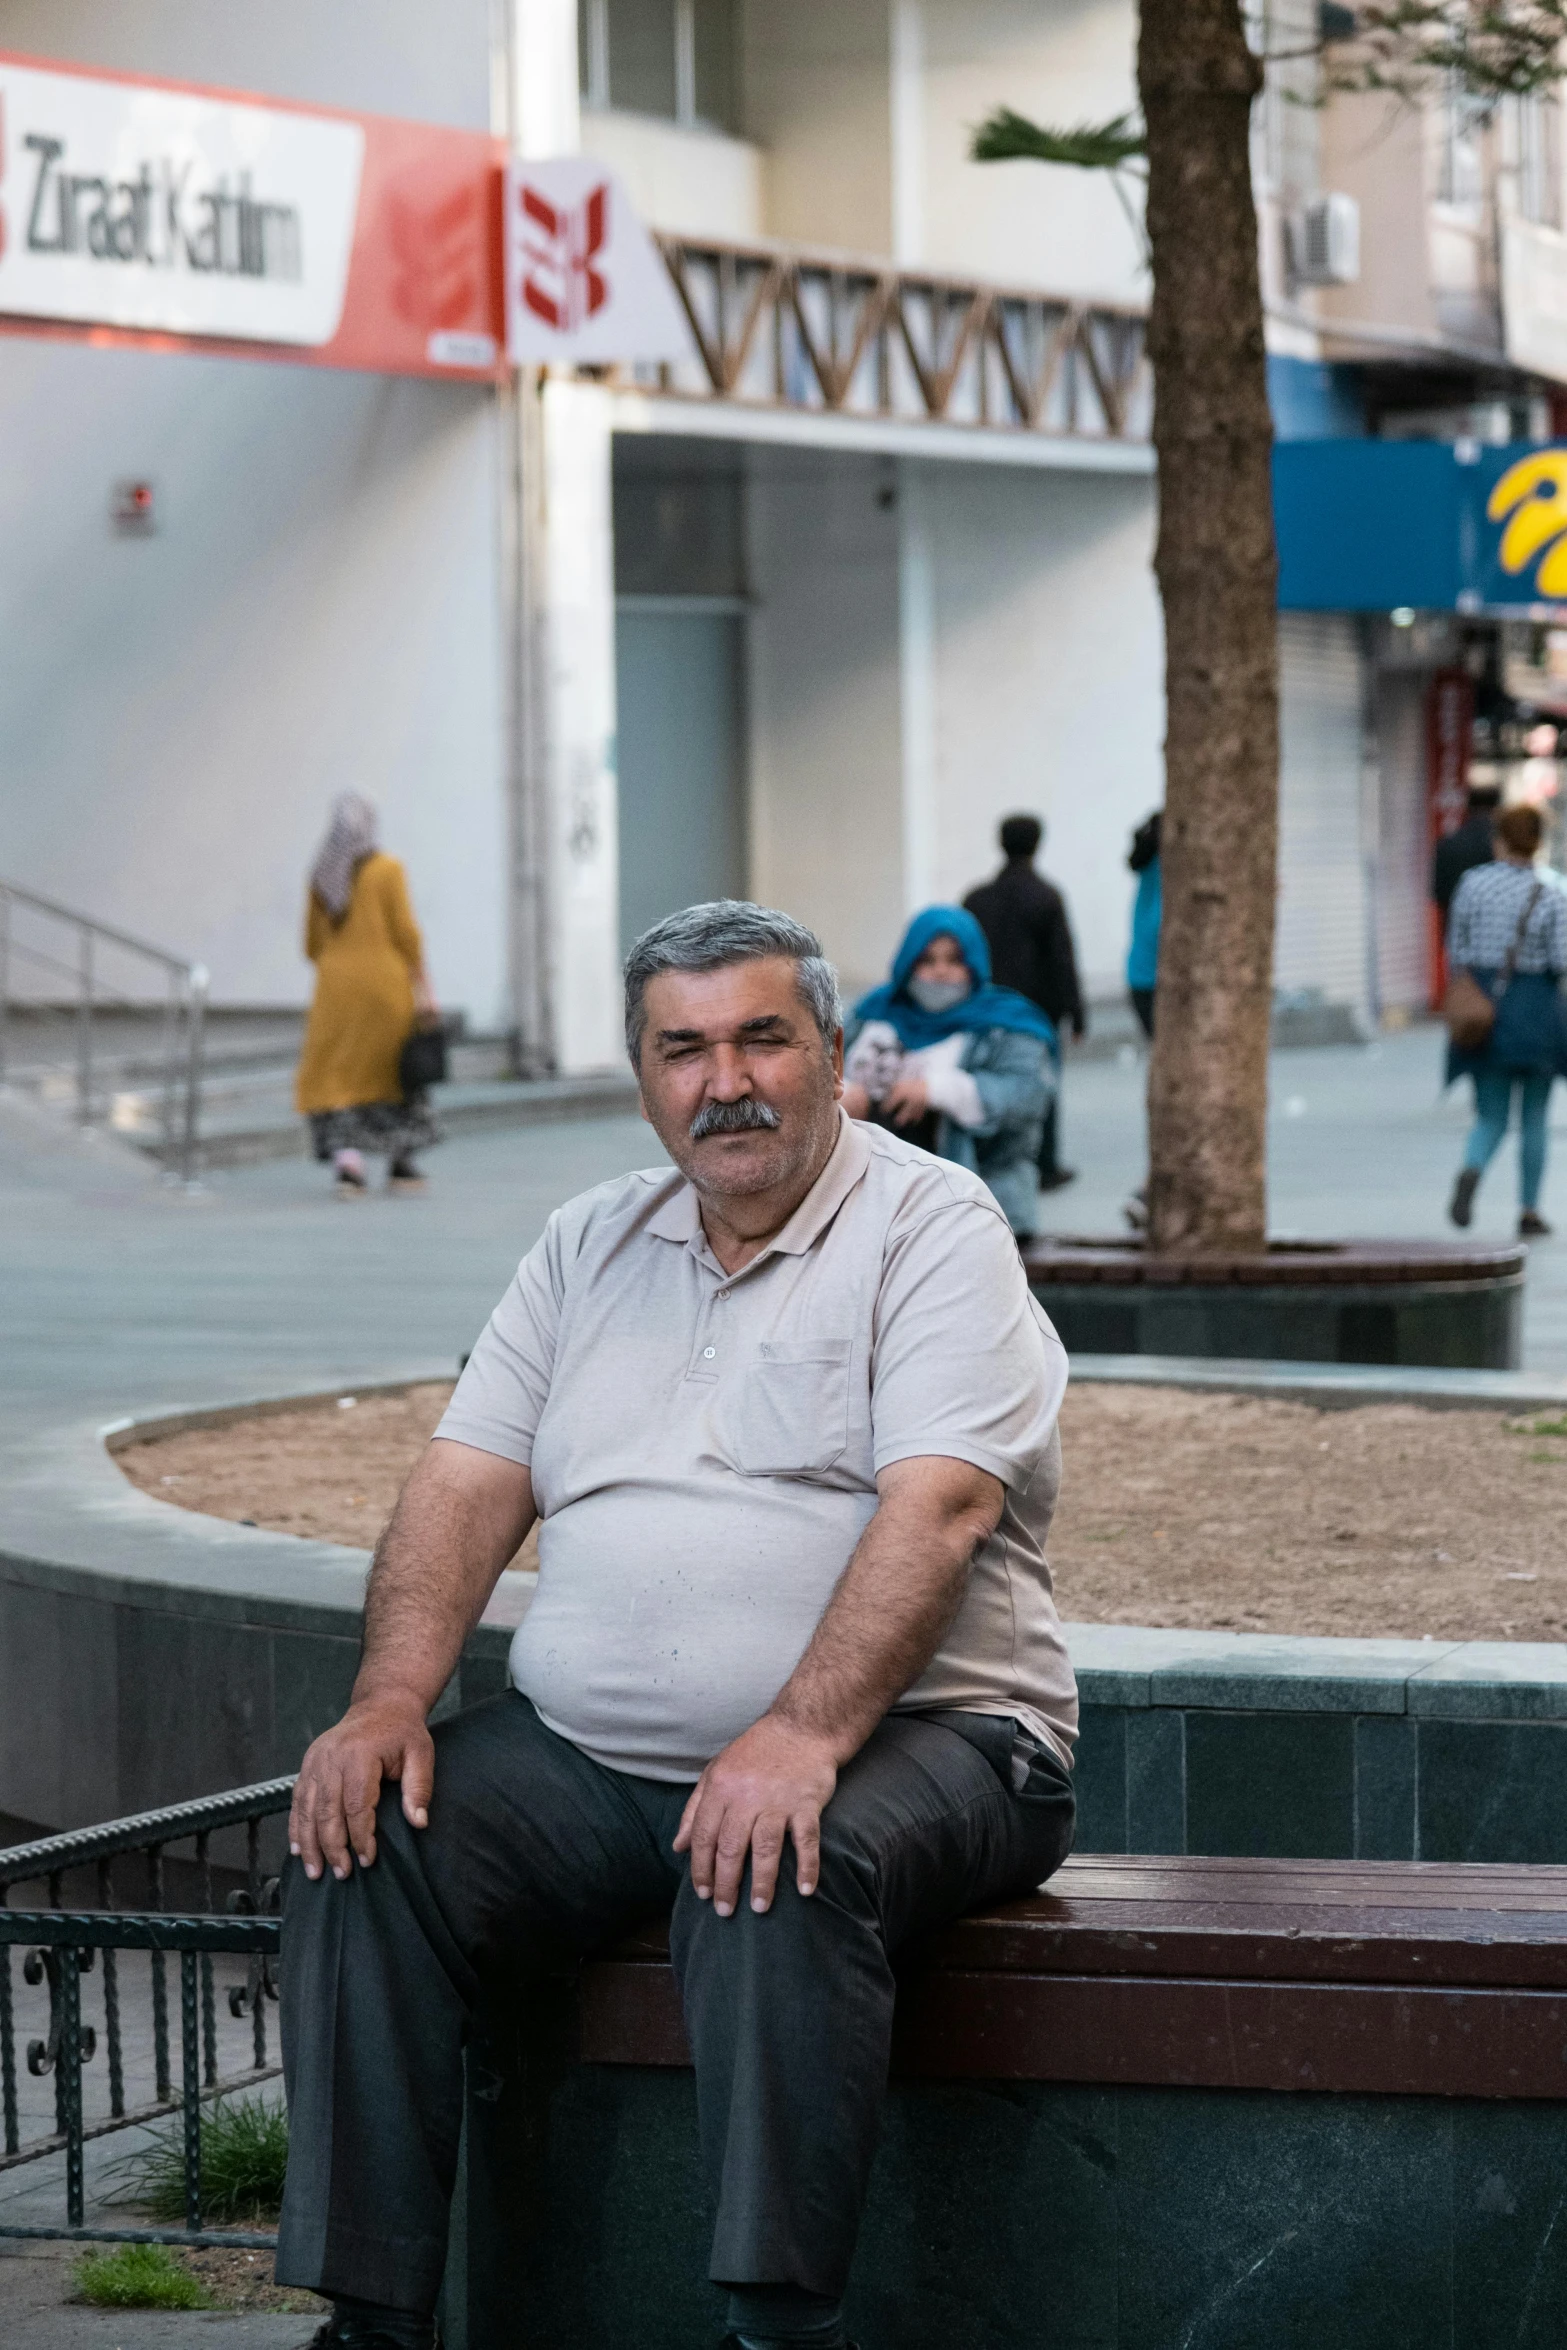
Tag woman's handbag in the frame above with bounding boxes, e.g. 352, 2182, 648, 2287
1443, 880, 1545, 1055
398, 1019, 448, 1100
1442, 966, 1500, 1055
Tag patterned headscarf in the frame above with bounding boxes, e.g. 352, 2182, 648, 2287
309, 794, 378, 919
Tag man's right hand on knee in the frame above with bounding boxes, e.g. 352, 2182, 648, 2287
290, 1691, 435, 1882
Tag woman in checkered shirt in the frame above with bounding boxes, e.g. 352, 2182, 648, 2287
1446, 802, 1567, 1238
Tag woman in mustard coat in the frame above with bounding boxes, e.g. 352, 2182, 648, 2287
294, 795, 441, 1195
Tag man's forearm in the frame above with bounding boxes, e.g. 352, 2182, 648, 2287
769, 1461, 1002, 1764
353, 1439, 534, 1714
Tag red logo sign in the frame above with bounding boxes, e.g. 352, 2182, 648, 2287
517, 180, 608, 333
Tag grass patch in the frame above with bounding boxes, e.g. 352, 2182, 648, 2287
75, 2242, 213, 2310
1508, 1414, 1567, 1440
118, 2092, 289, 2225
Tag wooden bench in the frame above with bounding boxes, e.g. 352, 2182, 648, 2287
445, 1854, 1567, 2350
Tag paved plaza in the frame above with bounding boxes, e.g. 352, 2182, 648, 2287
4, 1021, 1567, 2341
6, 1022, 1567, 1447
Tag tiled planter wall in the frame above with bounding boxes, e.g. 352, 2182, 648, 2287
1068, 1626, 1567, 1864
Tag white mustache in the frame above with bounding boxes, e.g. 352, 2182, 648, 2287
688, 1098, 783, 1141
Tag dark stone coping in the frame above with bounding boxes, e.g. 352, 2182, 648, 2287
1022, 1235, 1526, 1288
1, 1363, 1566, 1726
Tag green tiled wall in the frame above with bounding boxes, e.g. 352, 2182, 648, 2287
448, 2068, 1567, 2349
1075, 1704, 1567, 1863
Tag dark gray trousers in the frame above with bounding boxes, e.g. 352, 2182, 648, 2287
275, 1693, 1073, 2314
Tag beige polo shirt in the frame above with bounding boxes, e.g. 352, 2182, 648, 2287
436, 1110, 1077, 1781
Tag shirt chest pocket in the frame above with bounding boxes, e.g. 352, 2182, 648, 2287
726, 1338, 853, 1478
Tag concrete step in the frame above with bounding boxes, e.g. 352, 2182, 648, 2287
166, 1071, 643, 1168
5, 1025, 637, 1166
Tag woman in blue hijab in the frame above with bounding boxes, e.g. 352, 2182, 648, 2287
842, 905, 1056, 1238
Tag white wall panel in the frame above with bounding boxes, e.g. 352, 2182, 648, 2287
0, 0, 494, 126
918, 0, 1145, 299
0, 0, 510, 1023
580, 112, 764, 238
918, 458, 1164, 1000
745, 452, 906, 1003
0, 340, 508, 1022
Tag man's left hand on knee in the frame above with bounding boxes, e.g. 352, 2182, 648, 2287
674, 1713, 837, 1916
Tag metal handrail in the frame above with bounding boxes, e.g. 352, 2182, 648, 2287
0, 877, 209, 1181
0, 1779, 295, 2243
0, 1777, 298, 1894
0, 880, 195, 973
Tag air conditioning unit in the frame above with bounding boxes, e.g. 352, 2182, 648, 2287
1291, 193, 1361, 286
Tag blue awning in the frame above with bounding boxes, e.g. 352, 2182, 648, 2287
1274, 439, 1567, 615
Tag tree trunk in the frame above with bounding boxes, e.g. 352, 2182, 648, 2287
1139, 0, 1279, 1254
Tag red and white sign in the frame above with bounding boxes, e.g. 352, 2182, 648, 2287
0, 50, 508, 380
504, 158, 691, 365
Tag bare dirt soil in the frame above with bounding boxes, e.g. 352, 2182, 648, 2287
116, 1381, 1567, 1645
174, 2244, 324, 2314
118, 1383, 538, 1574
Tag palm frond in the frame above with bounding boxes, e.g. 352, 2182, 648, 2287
970, 107, 1146, 172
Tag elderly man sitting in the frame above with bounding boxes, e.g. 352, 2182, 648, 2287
277, 901, 1077, 2350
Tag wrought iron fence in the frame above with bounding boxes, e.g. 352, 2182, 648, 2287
0, 1777, 293, 2247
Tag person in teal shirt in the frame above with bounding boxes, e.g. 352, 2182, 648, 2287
1127, 810, 1162, 1035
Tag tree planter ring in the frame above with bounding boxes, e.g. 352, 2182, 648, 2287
1021, 1238, 1527, 1369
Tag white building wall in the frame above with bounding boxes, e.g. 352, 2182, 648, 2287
917, 0, 1145, 300
0, 341, 508, 1021
915, 458, 1165, 1000
0, 0, 493, 126
745, 453, 906, 1003
1275, 612, 1369, 1017
580, 112, 765, 238
0, 0, 510, 1024
746, 449, 1165, 1009
741, 0, 896, 255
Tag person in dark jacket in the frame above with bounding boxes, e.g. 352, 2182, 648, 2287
964, 813, 1083, 1191
1432, 782, 1500, 918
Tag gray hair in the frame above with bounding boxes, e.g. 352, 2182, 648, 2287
623, 900, 843, 1065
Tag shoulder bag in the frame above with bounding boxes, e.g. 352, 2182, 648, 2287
1443, 878, 1545, 1055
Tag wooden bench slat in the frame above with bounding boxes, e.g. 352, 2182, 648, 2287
576, 1854, 1567, 2096
596, 1855, 1567, 1990
576, 1961, 1567, 2098
926, 1915, 1567, 1987
891, 1973, 1567, 2098
1053, 1854, 1567, 1906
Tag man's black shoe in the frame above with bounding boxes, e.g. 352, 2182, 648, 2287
306, 2308, 436, 2350
1038, 1166, 1077, 1192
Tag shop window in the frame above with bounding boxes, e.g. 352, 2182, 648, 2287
1513, 91, 1562, 228
1438, 76, 1488, 211
1243, 0, 1320, 199
579, 0, 739, 133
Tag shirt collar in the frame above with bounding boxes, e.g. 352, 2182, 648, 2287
645, 1109, 871, 1268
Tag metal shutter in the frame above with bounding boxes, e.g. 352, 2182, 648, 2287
1372, 671, 1430, 1013
1275, 611, 1368, 1016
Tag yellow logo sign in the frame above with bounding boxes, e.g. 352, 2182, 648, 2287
1489, 451, 1567, 596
